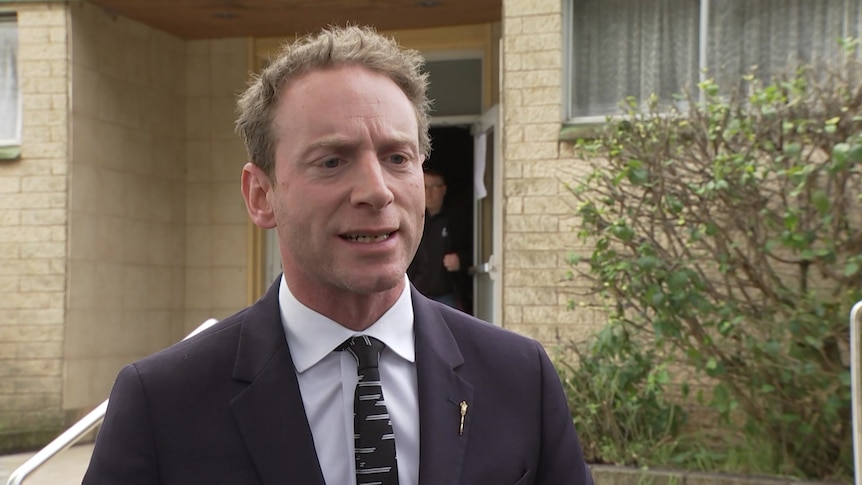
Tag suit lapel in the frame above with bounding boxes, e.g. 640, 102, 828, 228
413, 288, 473, 485
229, 280, 326, 485
226, 282, 473, 485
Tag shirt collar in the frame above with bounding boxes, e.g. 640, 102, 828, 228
278, 275, 415, 373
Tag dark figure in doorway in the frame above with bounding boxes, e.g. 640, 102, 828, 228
408, 168, 471, 311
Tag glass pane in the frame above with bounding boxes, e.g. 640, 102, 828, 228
708, 0, 862, 94
424, 58, 482, 117
0, 16, 19, 143
569, 0, 700, 119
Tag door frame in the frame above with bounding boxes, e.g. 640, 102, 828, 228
471, 104, 503, 324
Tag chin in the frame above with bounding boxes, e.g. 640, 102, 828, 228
342, 271, 404, 295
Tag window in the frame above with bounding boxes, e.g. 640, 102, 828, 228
421, 50, 484, 125
564, 0, 862, 123
424, 56, 483, 117
0, 13, 20, 148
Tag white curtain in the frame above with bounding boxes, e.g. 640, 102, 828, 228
569, 0, 861, 119
709, 0, 862, 94
0, 17, 20, 144
570, 0, 700, 118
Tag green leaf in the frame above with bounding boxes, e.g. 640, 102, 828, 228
811, 190, 830, 214
833, 143, 850, 164
784, 142, 802, 157
765, 340, 781, 355
636, 255, 658, 270
611, 224, 635, 242
847, 143, 862, 163
629, 167, 649, 185
668, 271, 689, 291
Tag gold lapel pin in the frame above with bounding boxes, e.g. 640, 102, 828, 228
459, 401, 468, 436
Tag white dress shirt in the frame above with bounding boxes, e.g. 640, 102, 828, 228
278, 275, 420, 485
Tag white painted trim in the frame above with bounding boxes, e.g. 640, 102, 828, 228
851, 301, 862, 485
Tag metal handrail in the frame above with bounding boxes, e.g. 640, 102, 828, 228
851, 302, 862, 485
6, 318, 220, 485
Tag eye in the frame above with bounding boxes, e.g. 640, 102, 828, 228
321, 158, 342, 169
388, 154, 408, 165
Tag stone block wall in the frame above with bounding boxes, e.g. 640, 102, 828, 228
64, 1, 188, 416
182, 38, 250, 334
0, 2, 69, 452
501, 0, 602, 348
0, 2, 252, 452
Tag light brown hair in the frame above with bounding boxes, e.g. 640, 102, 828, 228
235, 25, 432, 178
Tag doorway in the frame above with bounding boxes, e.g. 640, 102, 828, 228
425, 125, 475, 314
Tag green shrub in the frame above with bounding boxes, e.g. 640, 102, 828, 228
564, 41, 860, 481
556, 320, 687, 468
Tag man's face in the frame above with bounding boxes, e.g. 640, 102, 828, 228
424, 173, 446, 215
266, 65, 426, 300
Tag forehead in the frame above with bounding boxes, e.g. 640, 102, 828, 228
273, 65, 419, 148
279, 65, 411, 116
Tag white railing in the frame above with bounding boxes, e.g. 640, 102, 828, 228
851, 302, 862, 485
6, 318, 219, 485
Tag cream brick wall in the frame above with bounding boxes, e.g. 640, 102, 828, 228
183, 38, 250, 333
0, 2, 69, 451
502, 0, 603, 348
63, 2, 188, 413
60, 4, 250, 421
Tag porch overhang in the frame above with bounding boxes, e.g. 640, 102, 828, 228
82, 0, 502, 40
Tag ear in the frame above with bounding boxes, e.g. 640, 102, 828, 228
241, 162, 277, 229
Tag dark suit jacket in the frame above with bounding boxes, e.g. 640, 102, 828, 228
83, 280, 594, 485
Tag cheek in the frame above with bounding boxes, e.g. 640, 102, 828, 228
409, 177, 425, 204
412, 191, 426, 214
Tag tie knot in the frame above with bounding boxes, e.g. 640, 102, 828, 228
342, 335, 385, 370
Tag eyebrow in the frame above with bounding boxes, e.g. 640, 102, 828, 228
303, 136, 354, 154
301, 133, 419, 159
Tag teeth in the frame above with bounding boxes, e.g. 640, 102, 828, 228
345, 233, 391, 243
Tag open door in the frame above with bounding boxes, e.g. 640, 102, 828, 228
472, 105, 502, 324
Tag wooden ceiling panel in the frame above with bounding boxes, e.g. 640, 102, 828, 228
85, 0, 502, 39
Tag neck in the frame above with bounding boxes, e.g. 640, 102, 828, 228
286, 276, 404, 331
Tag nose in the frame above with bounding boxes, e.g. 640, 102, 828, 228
350, 155, 395, 209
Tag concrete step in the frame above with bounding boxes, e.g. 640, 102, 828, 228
0, 443, 92, 485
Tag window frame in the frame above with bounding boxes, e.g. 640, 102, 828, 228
562, 0, 857, 126
0, 11, 21, 157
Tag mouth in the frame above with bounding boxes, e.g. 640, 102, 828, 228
340, 232, 394, 243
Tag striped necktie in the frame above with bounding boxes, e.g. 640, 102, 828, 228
342, 335, 400, 485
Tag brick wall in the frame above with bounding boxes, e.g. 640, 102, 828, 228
63, 1, 189, 416
501, 0, 602, 349
0, 2, 69, 452
183, 38, 251, 334
0, 3, 251, 453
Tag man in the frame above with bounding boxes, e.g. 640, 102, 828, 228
408, 168, 470, 310
83, 25, 594, 485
